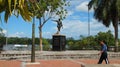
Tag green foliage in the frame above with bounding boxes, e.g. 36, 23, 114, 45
67, 30, 116, 50
8, 37, 30, 44
95, 30, 114, 46
119, 40, 120, 45
0, 32, 5, 50
67, 37, 75, 50
43, 38, 51, 51
29, 0, 69, 20
6, 37, 50, 50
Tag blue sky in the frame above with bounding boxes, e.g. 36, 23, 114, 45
0, 0, 120, 39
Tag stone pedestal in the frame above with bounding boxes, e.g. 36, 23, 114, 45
52, 34, 66, 51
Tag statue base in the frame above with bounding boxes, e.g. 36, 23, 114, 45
52, 34, 66, 51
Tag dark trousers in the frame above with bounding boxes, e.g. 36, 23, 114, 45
98, 52, 109, 64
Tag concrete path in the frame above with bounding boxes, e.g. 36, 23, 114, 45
81, 64, 120, 67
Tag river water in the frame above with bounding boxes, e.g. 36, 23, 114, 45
3, 44, 33, 51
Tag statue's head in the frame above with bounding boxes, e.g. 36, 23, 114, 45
58, 19, 60, 21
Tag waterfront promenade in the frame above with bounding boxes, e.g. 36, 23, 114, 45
0, 50, 120, 67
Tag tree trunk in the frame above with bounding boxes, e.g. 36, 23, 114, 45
39, 18, 43, 51
31, 17, 35, 62
113, 19, 119, 52
40, 27, 42, 51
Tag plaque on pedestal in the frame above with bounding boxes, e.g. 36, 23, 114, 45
52, 34, 66, 51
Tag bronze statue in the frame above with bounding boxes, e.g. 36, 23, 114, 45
53, 19, 63, 34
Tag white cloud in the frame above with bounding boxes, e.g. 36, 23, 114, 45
76, 1, 93, 12
8, 32, 26, 38
58, 19, 118, 39
89, 19, 113, 35
67, 11, 74, 16
0, 29, 7, 34
69, 0, 81, 6
43, 32, 53, 39
71, 15, 81, 20
61, 20, 89, 39
76, 1, 88, 12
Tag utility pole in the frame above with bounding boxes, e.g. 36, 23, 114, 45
88, 8, 90, 36
6, 23, 8, 46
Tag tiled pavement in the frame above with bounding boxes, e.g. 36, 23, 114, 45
0, 60, 21, 67
0, 59, 120, 67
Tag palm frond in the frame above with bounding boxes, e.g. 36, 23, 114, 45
13, 0, 17, 10
0, 14, 2, 23
8, 0, 12, 15
0, 27, 2, 32
116, 0, 120, 18
4, 7, 10, 22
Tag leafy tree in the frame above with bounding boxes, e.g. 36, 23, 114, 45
88, 0, 120, 52
27, 0, 69, 51
95, 30, 114, 46
68, 41, 74, 50
79, 36, 96, 50
67, 37, 75, 49
42, 38, 50, 51
67, 30, 115, 50
0, 32, 5, 51
119, 40, 120, 46
85, 36, 97, 49
34, 0, 69, 51
28, 38, 32, 44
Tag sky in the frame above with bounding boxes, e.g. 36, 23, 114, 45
0, 0, 120, 39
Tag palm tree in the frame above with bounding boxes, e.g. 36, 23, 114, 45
0, 0, 32, 22
88, 0, 120, 52
31, 17, 35, 62
0, 0, 36, 62
27, 0, 39, 62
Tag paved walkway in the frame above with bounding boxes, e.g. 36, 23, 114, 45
0, 59, 120, 67
0, 50, 120, 67
0, 60, 21, 67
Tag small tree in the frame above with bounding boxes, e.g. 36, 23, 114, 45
34, 0, 69, 51
0, 31, 5, 51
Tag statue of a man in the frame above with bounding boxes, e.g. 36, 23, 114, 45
53, 19, 63, 34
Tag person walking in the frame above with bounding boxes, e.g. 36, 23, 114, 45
98, 40, 109, 64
